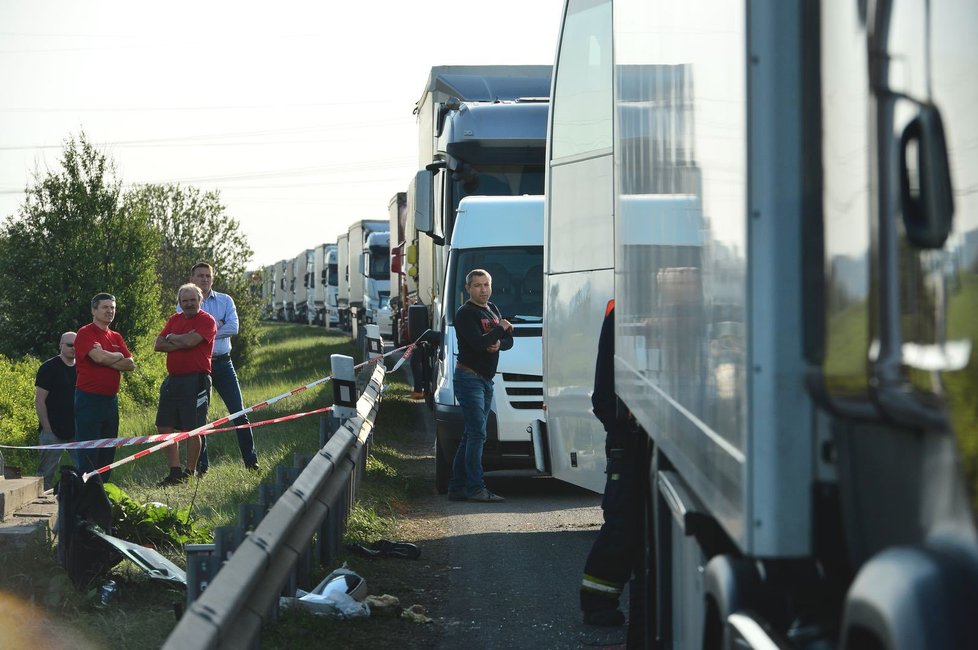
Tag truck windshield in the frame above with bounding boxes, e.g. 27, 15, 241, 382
448, 246, 543, 322
451, 164, 544, 209
367, 247, 390, 280
326, 263, 338, 287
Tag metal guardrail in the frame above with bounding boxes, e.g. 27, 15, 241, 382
163, 360, 386, 650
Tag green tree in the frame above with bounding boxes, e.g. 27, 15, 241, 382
0, 132, 163, 361
128, 183, 260, 371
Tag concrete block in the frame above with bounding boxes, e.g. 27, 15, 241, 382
0, 477, 43, 521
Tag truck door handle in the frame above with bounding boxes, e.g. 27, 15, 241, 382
899, 104, 954, 249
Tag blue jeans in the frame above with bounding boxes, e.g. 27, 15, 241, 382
72, 390, 119, 482
197, 355, 258, 471
448, 366, 493, 496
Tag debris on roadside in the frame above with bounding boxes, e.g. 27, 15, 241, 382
401, 603, 433, 624
364, 593, 401, 617
280, 565, 369, 620
346, 539, 421, 560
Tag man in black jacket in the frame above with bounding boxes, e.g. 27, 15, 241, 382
447, 269, 514, 503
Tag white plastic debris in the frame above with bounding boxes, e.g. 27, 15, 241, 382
279, 565, 370, 619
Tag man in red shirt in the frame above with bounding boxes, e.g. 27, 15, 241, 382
72, 293, 136, 482
154, 283, 217, 486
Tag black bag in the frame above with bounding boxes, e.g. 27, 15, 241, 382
56, 466, 122, 589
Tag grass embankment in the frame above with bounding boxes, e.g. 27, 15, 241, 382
0, 322, 433, 649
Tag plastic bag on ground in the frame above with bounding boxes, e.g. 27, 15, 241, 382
279, 565, 369, 619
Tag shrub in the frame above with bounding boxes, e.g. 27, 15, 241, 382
0, 354, 43, 473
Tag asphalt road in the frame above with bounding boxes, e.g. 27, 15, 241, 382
396, 404, 626, 649
427, 475, 628, 649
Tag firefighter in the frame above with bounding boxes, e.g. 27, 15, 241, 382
580, 302, 642, 634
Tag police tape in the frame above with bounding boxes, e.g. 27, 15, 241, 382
0, 406, 334, 451
78, 342, 416, 481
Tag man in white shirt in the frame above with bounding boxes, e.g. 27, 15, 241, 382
187, 262, 260, 473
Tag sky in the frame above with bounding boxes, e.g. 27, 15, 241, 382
0, 0, 564, 268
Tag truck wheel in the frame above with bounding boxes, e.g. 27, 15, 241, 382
435, 438, 450, 495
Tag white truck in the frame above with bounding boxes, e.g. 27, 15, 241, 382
336, 232, 350, 330
345, 219, 387, 337
361, 230, 392, 338
388, 191, 414, 347
407, 65, 551, 403
306, 243, 336, 326
420, 195, 546, 494
261, 263, 275, 319
291, 250, 312, 323
323, 244, 339, 328
544, 0, 978, 648
273, 258, 290, 321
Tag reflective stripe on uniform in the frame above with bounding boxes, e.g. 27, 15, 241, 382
581, 573, 624, 596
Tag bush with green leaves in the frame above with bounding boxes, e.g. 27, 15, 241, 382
0, 354, 42, 473
103, 483, 211, 550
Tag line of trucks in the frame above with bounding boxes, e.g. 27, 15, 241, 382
251, 1, 978, 646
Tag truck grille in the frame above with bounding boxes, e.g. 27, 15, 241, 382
501, 373, 543, 410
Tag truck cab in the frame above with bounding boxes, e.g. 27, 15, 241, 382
336, 233, 350, 330
409, 66, 552, 403
362, 230, 392, 338
291, 251, 310, 323
324, 245, 339, 328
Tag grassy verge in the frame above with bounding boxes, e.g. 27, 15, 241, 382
0, 322, 435, 648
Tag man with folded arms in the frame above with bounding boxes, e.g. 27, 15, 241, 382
156, 283, 216, 486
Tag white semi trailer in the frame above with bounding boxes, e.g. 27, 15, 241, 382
336, 232, 350, 331
544, 0, 978, 648
291, 249, 311, 323
273, 258, 289, 321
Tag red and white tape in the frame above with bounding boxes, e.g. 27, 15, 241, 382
76, 342, 415, 481
0, 406, 333, 451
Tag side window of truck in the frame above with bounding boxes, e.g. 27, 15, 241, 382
551, 0, 613, 161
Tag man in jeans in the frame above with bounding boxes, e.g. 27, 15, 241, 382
447, 269, 513, 503
186, 262, 260, 473
72, 293, 136, 482
34, 331, 76, 490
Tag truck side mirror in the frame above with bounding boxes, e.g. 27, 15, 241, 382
900, 105, 954, 249
408, 303, 442, 346
413, 169, 435, 235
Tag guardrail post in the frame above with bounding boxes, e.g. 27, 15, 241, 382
186, 550, 220, 607
330, 354, 357, 420
365, 323, 383, 359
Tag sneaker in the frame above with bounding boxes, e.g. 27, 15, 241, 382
409, 391, 424, 400
583, 608, 625, 627
448, 492, 467, 502
246, 463, 261, 472
467, 488, 505, 503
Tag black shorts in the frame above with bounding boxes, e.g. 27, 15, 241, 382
155, 373, 211, 431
